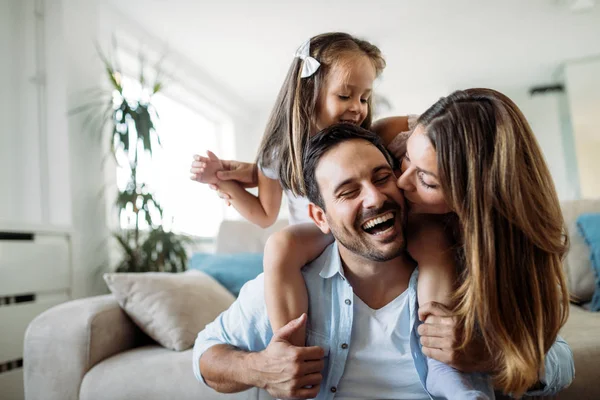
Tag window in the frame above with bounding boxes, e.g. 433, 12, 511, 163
115, 75, 234, 238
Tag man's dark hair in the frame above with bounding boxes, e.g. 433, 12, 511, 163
303, 123, 396, 209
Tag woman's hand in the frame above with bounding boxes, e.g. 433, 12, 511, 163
418, 301, 493, 373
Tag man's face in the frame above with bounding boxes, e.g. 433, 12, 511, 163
313, 139, 407, 261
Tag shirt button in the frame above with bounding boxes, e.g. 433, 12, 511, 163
345, 299, 351, 305
330, 386, 337, 393
341, 343, 348, 349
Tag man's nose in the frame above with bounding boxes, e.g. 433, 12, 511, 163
363, 183, 386, 209
396, 168, 415, 191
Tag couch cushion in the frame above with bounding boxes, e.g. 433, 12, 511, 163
189, 252, 263, 296
561, 199, 600, 303
104, 270, 235, 351
558, 305, 600, 399
80, 345, 260, 400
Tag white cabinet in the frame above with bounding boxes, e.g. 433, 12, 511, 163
0, 225, 72, 400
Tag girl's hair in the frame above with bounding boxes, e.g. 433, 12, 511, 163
419, 88, 570, 396
256, 32, 385, 196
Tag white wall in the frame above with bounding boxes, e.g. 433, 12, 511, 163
508, 88, 580, 201
565, 57, 600, 199
0, 0, 43, 225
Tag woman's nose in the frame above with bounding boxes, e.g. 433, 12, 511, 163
396, 169, 415, 191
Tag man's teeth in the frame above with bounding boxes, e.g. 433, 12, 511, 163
362, 212, 394, 230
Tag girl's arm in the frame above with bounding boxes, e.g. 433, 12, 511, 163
407, 216, 457, 320
217, 170, 283, 229
371, 116, 410, 146
190, 151, 282, 228
264, 224, 334, 347
372, 115, 418, 160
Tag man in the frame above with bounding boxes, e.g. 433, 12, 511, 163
193, 124, 573, 399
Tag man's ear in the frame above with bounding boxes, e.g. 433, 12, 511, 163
308, 203, 331, 234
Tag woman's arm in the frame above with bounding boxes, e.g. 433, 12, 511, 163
264, 224, 334, 347
216, 170, 283, 228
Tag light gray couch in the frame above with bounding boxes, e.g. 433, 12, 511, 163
24, 201, 600, 400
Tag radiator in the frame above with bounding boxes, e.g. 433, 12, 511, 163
0, 226, 72, 400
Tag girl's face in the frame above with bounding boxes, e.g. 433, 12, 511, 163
396, 125, 451, 215
314, 55, 375, 133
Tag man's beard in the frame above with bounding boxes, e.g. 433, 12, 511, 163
326, 201, 406, 262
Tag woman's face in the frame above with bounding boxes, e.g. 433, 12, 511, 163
396, 124, 451, 215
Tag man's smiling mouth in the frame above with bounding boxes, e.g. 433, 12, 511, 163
361, 212, 396, 235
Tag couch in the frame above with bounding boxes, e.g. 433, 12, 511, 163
24, 201, 600, 400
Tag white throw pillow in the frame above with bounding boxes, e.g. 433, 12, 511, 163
104, 270, 235, 351
561, 199, 600, 303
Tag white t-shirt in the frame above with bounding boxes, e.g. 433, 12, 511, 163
259, 164, 312, 225
335, 289, 429, 400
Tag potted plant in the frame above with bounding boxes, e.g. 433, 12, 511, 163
73, 46, 189, 273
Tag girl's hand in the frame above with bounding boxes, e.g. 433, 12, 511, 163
216, 161, 258, 189
190, 150, 224, 185
209, 183, 232, 207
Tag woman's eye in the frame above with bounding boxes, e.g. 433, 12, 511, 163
360, 98, 368, 104
417, 172, 438, 190
338, 95, 350, 100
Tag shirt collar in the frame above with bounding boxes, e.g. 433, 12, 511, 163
318, 241, 348, 280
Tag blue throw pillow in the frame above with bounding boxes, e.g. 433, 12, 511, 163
189, 253, 263, 297
577, 213, 600, 311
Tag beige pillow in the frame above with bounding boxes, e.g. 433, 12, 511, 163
104, 270, 235, 351
561, 198, 600, 303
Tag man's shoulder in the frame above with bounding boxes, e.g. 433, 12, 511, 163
236, 272, 266, 302
301, 242, 338, 280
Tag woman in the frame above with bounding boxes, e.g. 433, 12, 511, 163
393, 88, 571, 396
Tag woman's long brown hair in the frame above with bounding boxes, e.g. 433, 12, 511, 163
256, 32, 385, 196
419, 88, 570, 397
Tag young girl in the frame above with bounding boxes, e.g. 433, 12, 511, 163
191, 33, 487, 398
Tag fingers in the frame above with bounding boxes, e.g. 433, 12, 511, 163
293, 381, 321, 399
418, 322, 453, 338
216, 170, 236, 181
418, 301, 451, 321
421, 346, 454, 365
206, 150, 220, 162
300, 346, 325, 361
193, 154, 210, 163
273, 314, 307, 342
300, 359, 325, 375
423, 315, 454, 326
420, 335, 453, 350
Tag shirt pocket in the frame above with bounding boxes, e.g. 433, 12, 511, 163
306, 330, 331, 384
306, 329, 330, 351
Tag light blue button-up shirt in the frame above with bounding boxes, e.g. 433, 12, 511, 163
193, 243, 575, 399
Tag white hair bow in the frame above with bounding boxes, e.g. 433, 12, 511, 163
294, 39, 320, 78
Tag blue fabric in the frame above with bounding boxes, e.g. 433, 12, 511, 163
188, 252, 263, 297
193, 243, 574, 398
577, 213, 600, 311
